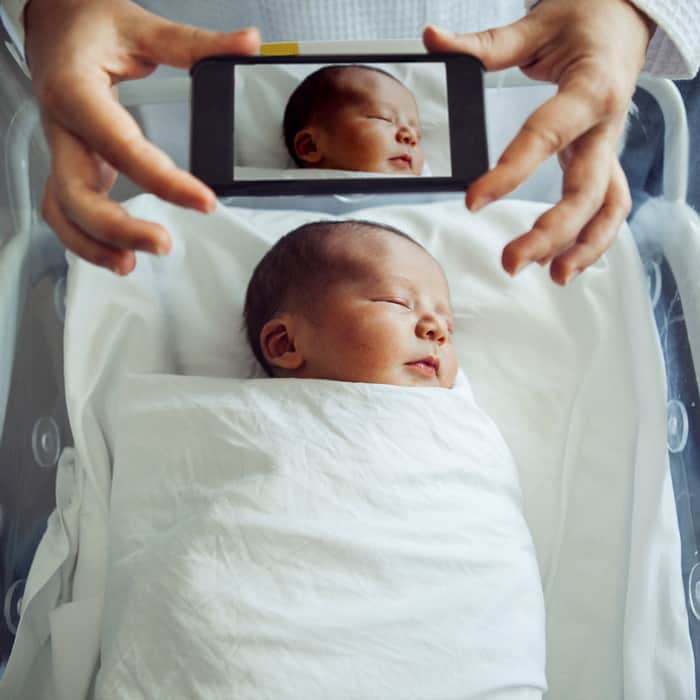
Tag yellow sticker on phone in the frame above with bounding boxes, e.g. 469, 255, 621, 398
261, 42, 300, 56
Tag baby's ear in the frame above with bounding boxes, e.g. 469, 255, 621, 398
260, 316, 304, 370
294, 129, 323, 164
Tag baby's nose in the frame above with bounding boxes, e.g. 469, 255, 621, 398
396, 125, 417, 146
417, 317, 447, 344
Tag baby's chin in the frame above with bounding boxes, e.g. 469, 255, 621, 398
383, 156, 424, 176
280, 367, 455, 389
354, 375, 455, 389
335, 155, 424, 176
395, 379, 454, 389
352, 365, 456, 389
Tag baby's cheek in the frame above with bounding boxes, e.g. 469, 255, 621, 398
445, 351, 459, 386
414, 150, 425, 174
352, 335, 398, 374
336, 326, 386, 370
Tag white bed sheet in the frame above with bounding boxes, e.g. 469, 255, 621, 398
0, 196, 693, 699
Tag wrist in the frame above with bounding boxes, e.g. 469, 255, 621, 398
24, 0, 92, 71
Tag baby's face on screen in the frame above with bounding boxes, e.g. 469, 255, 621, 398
295, 69, 425, 176
271, 233, 458, 388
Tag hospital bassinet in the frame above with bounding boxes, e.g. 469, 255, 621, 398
1, 32, 700, 697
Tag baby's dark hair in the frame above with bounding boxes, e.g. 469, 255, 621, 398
283, 65, 405, 167
243, 219, 424, 376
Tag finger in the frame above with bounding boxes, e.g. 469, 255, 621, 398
549, 160, 632, 285
501, 124, 617, 275
467, 81, 604, 210
48, 122, 173, 255
133, 15, 260, 68
422, 21, 537, 71
45, 84, 216, 214
96, 157, 119, 193
42, 175, 136, 275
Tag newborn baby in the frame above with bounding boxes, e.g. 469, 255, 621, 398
244, 219, 456, 386
283, 65, 425, 175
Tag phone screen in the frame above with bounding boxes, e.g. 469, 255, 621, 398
191, 54, 486, 196
233, 61, 451, 181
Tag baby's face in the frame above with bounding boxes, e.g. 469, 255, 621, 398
301, 69, 425, 175
291, 233, 458, 388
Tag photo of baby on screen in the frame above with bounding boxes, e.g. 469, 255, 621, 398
232, 62, 451, 181
283, 65, 425, 176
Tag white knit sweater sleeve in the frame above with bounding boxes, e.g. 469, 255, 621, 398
3, 0, 699, 79
525, 0, 700, 79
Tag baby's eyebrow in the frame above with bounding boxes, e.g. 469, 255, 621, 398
364, 100, 398, 114
368, 278, 454, 317
362, 99, 420, 126
371, 273, 416, 290
440, 305, 455, 321
377, 101, 417, 118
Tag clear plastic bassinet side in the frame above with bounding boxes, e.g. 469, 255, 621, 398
0, 31, 72, 673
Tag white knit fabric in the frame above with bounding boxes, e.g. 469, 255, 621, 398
525, 0, 700, 79
2, 0, 699, 78
134, 0, 524, 41
632, 0, 700, 77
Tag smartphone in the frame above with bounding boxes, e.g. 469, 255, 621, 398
190, 53, 488, 197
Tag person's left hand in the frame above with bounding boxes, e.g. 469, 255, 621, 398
424, 0, 655, 285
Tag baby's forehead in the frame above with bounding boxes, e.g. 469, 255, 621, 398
332, 67, 414, 105
329, 231, 450, 295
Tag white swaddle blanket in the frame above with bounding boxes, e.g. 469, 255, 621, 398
95, 372, 546, 699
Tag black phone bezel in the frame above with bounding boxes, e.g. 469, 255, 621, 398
190, 53, 487, 196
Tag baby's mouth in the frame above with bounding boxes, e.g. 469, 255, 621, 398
406, 356, 440, 377
389, 154, 413, 170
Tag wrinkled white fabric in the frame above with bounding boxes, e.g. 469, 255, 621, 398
94, 371, 546, 699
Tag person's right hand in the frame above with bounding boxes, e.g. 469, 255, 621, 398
24, 0, 260, 275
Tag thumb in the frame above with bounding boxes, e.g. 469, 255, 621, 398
423, 20, 537, 71
134, 14, 260, 69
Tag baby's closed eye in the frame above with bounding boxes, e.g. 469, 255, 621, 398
374, 297, 412, 309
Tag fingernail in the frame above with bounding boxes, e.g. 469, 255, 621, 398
563, 269, 580, 285
203, 195, 217, 214
510, 260, 530, 276
426, 24, 451, 37
154, 238, 171, 255
469, 195, 493, 212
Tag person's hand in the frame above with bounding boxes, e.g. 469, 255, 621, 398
424, 0, 655, 285
24, 0, 260, 275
